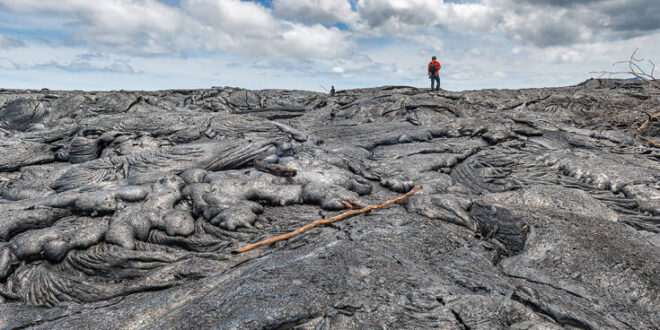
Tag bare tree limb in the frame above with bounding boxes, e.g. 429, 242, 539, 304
639, 136, 660, 148
235, 186, 423, 254
593, 49, 660, 90
592, 49, 660, 148
638, 111, 660, 134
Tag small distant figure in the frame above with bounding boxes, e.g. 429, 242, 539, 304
428, 56, 442, 91
330, 85, 336, 97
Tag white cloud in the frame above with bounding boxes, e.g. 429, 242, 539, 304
355, 0, 660, 47
0, 45, 138, 73
0, 0, 353, 59
479, 0, 660, 47
182, 0, 279, 40
182, 0, 353, 59
0, 57, 18, 70
0, 35, 24, 48
273, 0, 358, 25
356, 0, 440, 34
0, 0, 184, 53
355, 0, 496, 35
408, 35, 444, 53
280, 24, 351, 58
332, 66, 345, 73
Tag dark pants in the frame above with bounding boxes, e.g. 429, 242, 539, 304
430, 75, 440, 91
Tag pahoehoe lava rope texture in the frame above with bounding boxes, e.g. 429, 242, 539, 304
0, 80, 659, 329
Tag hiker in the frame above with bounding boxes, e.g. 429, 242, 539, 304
428, 56, 442, 91
330, 85, 336, 97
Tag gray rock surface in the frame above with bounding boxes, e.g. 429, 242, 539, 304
0, 79, 659, 329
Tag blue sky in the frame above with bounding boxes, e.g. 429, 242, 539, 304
0, 0, 659, 91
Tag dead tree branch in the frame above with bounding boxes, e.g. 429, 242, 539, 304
592, 50, 660, 147
638, 111, 660, 133
236, 186, 423, 254
593, 49, 660, 91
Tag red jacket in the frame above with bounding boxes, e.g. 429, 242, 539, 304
428, 60, 441, 76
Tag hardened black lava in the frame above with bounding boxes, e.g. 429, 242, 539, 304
1, 80, 659, 329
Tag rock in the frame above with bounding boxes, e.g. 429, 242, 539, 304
0, 80, 659, 329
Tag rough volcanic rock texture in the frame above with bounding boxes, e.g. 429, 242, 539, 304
1, 80, 660, 329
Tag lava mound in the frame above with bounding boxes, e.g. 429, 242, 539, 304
1, 80, 659, 329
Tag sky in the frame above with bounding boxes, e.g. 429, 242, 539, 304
0, 0, 658, 91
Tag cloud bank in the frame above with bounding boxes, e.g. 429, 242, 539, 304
0, 0, 658, 90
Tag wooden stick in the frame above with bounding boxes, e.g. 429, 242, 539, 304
637, 111, 660, 134
640, 136, 660, 148
235, 186, 423, 254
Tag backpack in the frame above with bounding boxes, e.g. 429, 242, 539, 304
428, 62, 438, 77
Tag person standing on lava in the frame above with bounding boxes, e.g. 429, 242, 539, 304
428, 56, 442, 91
